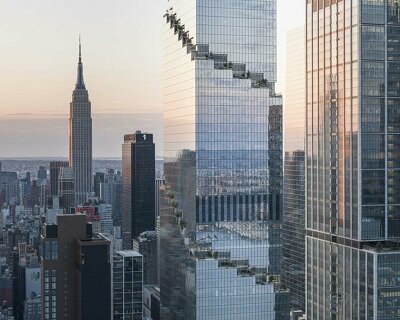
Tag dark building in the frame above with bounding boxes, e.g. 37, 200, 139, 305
30, 180, 40, 207
143, 285, 160, 320
37, 166, 47, 183
132, 231, 158, 285
0, 167, 18, 206
93, 172, 105, 198
122, 131, 155, 248
40, 214, 111, 320
49, 161, 68, 197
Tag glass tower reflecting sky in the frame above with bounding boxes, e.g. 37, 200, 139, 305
306, 0, 400, 318
161, 0, 288, 319
283, 25, 306, 313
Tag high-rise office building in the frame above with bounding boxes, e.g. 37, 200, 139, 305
94, 172, 105, 198
69, 38, 92, 205
49, 161, 69, 197
160, 1, 287, 319
122, 131, 155, 248
306, 1, 400, 318
112, 250, 143, 320
40, 214, 111, 320
133, 231, 158, 285
0, 164, 19, 206
282, 25, 306, 313
37, 166, 47, 184
58, 167, 75, 213
99, 169, 122, 225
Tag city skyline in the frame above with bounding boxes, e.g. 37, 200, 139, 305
0, 0, 304, 157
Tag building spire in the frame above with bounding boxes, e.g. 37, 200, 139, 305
79, 34, 82, 63
76, 35, 85, 89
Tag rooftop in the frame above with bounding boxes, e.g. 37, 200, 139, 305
116, 250, 142, 258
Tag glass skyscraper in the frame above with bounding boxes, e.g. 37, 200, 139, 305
161, 0, 288, 319
306, 0, 400, 318
282, 25, 306, 314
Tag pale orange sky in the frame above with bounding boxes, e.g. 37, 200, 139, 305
0, 0, 304, 157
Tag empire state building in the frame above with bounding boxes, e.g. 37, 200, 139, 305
69, 38, 92, 205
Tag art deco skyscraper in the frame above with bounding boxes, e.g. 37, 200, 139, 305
69, 38, 92, 205
306, 1, 400, 318
160, 1, 288, 319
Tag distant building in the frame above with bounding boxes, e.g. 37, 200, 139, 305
74, 206, 101, 233
0, 165, 18, 206
58, 167, 75, 213
40, 214, 111, 320
30, 180, 40, 207
0, 269, 13, 308
24, 294, 41, 320
98, 203, 113, 234
49, 161, 68, 197
37, 167, 47, 185
93, 172, 104, 198
99, 170, 122, 226
122, 131, 155, 248
95, 169, 122, 225
45, 196, 63, 224
69, 38, 92, 205
143, 285, 160, 320
113, 250, 143, 320
155, 178, 165, 220
133, 231, 157, 285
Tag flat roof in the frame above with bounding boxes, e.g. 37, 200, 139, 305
116, 250, 142, 258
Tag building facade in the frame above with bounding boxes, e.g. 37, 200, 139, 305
155, 178, 165, 219
160, 0, 287, 319
122, 131, 155, 249
40, 214, 111, 320
282, 25, 306, 313
49, 161, 68, 197
132, 231, 158, 285
69, 39, 92, 205
112, 250, 143, 320
306, 0, 400, 318
58, 167, 75, 214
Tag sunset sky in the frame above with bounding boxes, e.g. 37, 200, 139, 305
0, 0, 304, 157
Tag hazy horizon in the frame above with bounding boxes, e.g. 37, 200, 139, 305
0, 0, 304, 157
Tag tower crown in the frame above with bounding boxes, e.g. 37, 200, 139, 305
76, 36, 85, 89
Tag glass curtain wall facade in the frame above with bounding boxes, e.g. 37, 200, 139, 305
306, 0, 400, 318
282, 25, 306, 313
161, 0, 288, 319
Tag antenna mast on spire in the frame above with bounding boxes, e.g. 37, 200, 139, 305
79, 35, 82, 63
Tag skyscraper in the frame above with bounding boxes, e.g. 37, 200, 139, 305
282, 25, 306, 313
112, 250, 143, 320
306, 1, 400, 318
69, 38, 92, 205
37, 166, 47, 185
132, 230, 158, 285
122, 131, 155, 249
58, 167, 75, 213
40, 214, 111, 320
160, 1, 287, 319
49, 161, 69, 197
